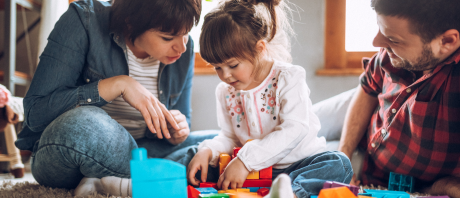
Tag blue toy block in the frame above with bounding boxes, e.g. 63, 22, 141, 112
311, 196, 318, 198
131, 148, 187, 198
247, 187, 260, 192
359, 189, 410, 198
196, 187, 218, 194
388, 172, 414, 193
417, 196, 450, 198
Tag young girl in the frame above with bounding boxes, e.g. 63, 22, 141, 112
187, 0, 353, 197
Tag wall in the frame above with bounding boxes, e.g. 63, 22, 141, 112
190, 0, 360, 131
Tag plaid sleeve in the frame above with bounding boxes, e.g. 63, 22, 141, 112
359, 49, 386, 97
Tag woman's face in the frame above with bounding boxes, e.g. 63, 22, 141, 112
132, 29, 189, 64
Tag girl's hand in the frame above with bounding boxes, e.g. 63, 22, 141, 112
187, 147, 213, 186
217, 157, 250, 190
118, 76, 180, 138
166, 110, 190, 145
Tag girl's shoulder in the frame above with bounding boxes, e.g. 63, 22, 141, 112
272, 61, 307, 80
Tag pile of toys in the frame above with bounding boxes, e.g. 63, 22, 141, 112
130, 148, 450, 198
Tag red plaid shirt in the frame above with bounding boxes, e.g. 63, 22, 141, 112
359, 48, 460, 187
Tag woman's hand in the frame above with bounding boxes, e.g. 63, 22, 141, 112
217, 157, 250, 190
166, 110, 190, 145
98, 75, 180, 138
187, 147, 213, 186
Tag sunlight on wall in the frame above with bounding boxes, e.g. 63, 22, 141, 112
190, 0, 220, 52
345, 0, 380, 52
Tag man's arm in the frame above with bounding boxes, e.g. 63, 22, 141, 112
338, 85, 378, 160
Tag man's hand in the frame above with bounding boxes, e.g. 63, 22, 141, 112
422, 176, 460, 198
166, 110, 190, 145
187, 147, 213, 186
217, 157, 250, 190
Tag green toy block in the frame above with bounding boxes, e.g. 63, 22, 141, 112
199, 193, 230, 198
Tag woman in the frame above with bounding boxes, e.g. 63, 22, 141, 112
15, 0, 216, 194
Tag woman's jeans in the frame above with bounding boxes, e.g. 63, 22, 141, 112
30, 106, 218, 189
168, 146, 353, 198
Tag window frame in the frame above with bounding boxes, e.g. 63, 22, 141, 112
316, 0, 377, 76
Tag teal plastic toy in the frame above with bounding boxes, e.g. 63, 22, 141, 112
131, 148, 187, 198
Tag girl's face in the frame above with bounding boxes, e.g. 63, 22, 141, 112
212, 58, 260, 91
130, 29, 189, 64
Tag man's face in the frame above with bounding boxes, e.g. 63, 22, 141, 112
373, 15, 441, 71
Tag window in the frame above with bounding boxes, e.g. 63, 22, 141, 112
191, 0, 219, 75
317, 0, 379, 76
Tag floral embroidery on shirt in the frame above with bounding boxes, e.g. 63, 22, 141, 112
226, 86, 245, 128
260, 77, 279, 120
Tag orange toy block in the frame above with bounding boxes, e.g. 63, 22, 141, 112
227, 192, 261, 198
257, 188, 270, 196
187, 185, 200, 198
259, 167, 272, 179
318, 186, 357, 198
246, 171, 259, 179
219, 189, 237, 194
219, 154, 232, 175
236, 188, 250, 192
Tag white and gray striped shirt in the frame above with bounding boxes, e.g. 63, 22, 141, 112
101, 47, 160, 139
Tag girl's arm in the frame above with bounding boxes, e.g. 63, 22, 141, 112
197, 83, 240, 166
237, 66, 318, 171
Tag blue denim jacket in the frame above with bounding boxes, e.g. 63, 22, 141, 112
16, 0, 195, 151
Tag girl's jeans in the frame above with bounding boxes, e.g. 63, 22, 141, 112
30, 106, 218, 189
168, 146, 353, 198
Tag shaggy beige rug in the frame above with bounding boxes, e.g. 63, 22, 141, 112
0, 180, 131, 198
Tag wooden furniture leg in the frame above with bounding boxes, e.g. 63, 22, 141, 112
0, 123, 24, 178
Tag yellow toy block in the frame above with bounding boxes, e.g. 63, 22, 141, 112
219, 154, 232, 175
227, 192, 261, 198
246, 171, 259, 179
318, 186, 357, 198
235, 188, 250, 192
218, 189, 236, 194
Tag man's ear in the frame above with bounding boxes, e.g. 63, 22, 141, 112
439, 29, 460, 55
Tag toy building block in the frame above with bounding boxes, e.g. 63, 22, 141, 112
257, 188, 270, 196
188, 185, 201, 198
417, 196, 450, 198
233, 147, 241, 158
130, 148, 187, 198
242, 179, 272, 187
259, 167, 272, 179
247, 187, 260, 192
311, 196, 318, 198
322, 181, 359, 196
388, 172, 415, 193
199, 193, 230, 198
318, 186, 357, 198
200, 182, 218, 189
227, 192, 261, 198
196, 187, 219, 194
218, 189, 237, 194
247, 171, 260, 179
359, 189, 410, 198
235, 188, 250, 192
357, 196, 374, 198
220, 154, 232, 175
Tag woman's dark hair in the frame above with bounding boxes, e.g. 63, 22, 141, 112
371, 0, 460, 43
199, 0, 292, 80
111, 0, 201, 44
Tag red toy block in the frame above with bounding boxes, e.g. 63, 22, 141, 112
199, 182, 218, 189
259, 167, 272, 179
242, 179, 272, 187
187, 185, 200, 198
257, 188, 270, 196
233, 147, 241, 157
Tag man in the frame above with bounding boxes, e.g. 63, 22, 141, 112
338, 0, 460, 196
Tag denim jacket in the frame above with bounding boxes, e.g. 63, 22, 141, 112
16, 0, 195, 151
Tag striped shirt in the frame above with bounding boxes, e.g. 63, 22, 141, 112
101, 46, 160, 139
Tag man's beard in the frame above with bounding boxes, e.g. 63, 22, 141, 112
388, 45, 441, 71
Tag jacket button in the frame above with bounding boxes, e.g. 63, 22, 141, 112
371, 143, 376, 148
86, 79, 90, 83
160, 90, 163, 94
87, 98, 92, 102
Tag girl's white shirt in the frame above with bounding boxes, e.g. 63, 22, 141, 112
198, 60, 327, 171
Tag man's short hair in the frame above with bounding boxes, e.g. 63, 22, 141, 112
371, 0, 460, 43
